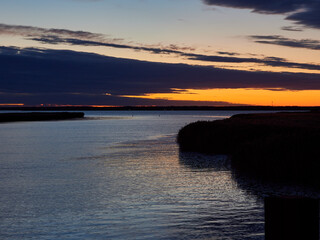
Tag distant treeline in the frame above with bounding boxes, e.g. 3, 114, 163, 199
0, 106, 320, 111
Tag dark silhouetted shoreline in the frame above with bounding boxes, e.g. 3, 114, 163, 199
0, 112, 85, 123
177, 111, 320, 187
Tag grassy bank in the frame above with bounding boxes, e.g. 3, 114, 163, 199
0, 112, 85, 123
177, 112, 320, 186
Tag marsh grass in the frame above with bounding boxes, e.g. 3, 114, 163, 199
177, 112, 320, 187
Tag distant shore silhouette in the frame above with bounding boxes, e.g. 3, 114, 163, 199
0, 106, 320, 111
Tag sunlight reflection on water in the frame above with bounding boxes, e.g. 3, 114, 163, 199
0, 111, 266, 239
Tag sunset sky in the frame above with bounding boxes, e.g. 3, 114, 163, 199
1, 0, 320, 106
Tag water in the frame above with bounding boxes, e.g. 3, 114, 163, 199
0, 111, 267, 239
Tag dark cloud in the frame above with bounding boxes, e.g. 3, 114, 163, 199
0, 23, 195, 54
202, 0, 320, 29
217, 51, 239, 56
0, 46, 319, 105
0, 23, 105, 40
0, 92, 242, 106
2, 23, 320, 72
281, 26, 303, 32
187, 54, 263, 63
28, 35, 188, 55
250, 35, 320, 50
203, 0, 307, 14
286, 2, 320, 29
29, 35, 320, 71
187, 53, 320, 71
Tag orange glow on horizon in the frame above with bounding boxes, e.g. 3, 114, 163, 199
88, 105, 119, 108
0, 103, 25, 106
121, 88, 320, 106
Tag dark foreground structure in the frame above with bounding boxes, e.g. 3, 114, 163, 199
177, 111, 320, 239
0, 112, 85, 123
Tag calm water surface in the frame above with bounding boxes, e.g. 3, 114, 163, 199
0, 111, 266, 239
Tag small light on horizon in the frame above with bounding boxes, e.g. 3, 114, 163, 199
105, 93, 112, 96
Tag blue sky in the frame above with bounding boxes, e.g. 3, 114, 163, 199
1, 0, 320, 106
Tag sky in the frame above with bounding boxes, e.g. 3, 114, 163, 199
1, 0, 320, 106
